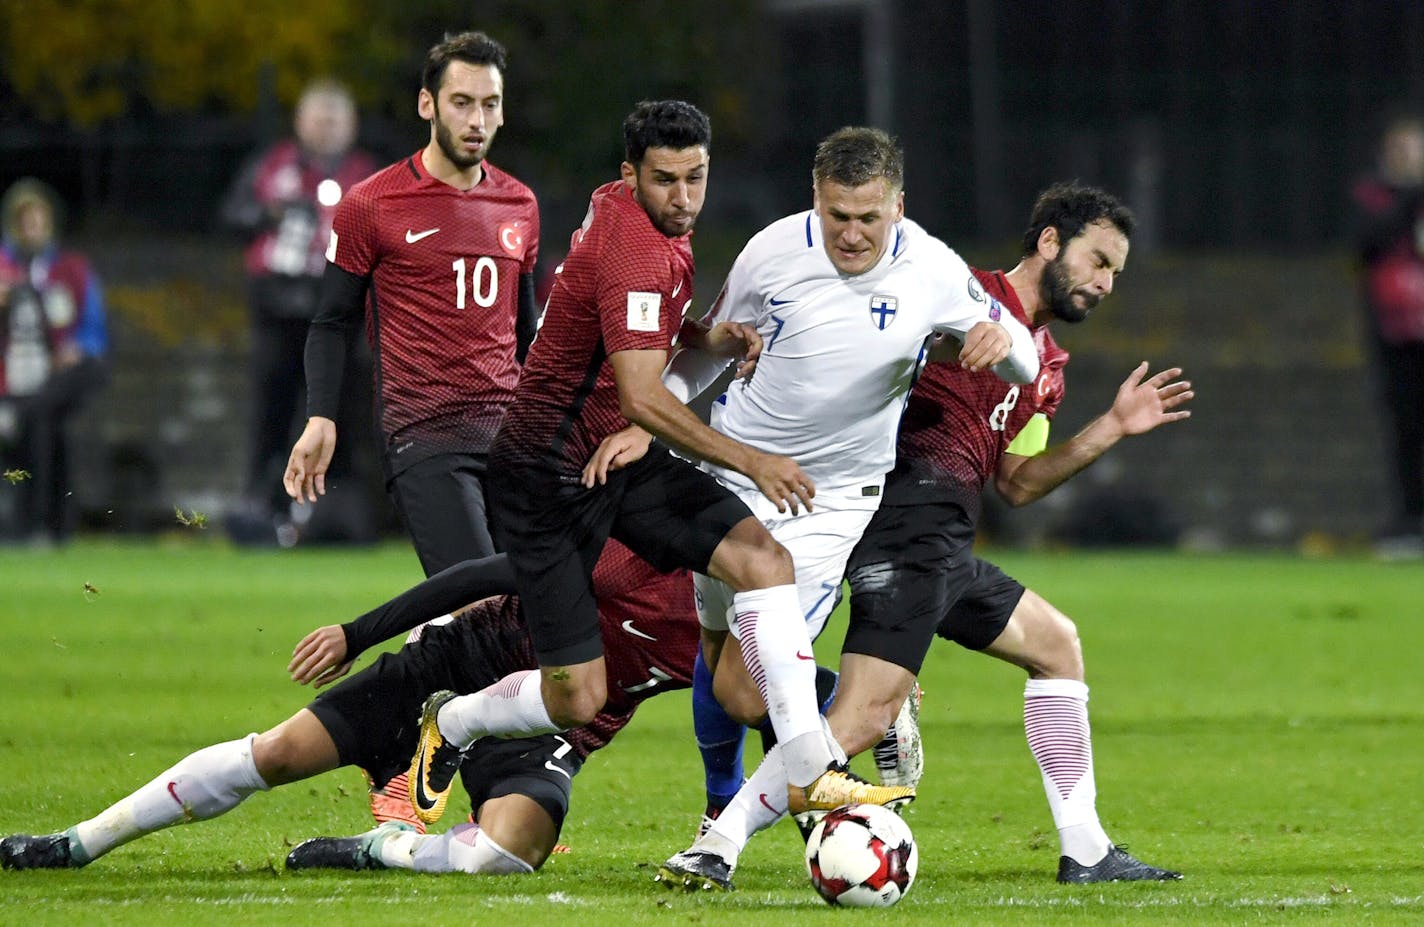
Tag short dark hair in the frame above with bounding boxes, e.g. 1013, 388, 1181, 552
422, 31, 507, 96
812, 127, 904, 191
1021, 182, 1135, 256
623, 100, 712, 166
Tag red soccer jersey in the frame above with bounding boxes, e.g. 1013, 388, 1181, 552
495, 180, 694, 475
889, 268, 1068, 511
327, 153, 539, 464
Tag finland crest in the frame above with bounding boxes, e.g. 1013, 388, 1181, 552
869, 294, 898, 330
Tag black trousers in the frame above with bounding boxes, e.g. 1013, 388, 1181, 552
1373, 337, 1424, 529
1, 356, 108, 540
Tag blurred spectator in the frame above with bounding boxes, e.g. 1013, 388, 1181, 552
1352, 112, 1424, 559
0, 178, 109, 545
220, 79, 379, 546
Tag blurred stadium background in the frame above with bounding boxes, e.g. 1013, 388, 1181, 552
2, 0, 1420, 551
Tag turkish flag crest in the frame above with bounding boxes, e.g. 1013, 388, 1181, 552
498, 221, 526, 258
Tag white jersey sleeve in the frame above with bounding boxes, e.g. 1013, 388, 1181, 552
661, 244, 765, 403
918, 234, 1040, 384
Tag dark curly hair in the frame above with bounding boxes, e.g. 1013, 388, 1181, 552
1020, 181, 1134, 256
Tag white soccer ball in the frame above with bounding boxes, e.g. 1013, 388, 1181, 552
803, 802, 918, 907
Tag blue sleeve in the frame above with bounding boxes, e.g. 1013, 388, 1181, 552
75, 270, 108, 358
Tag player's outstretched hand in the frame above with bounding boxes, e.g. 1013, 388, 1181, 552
1110, 361, 1193, 435
749, 452, 815, 515
284, 416, 337, 503
289, 624, 353, 688
957, 320, 1013, 372
582, 425, 653, 487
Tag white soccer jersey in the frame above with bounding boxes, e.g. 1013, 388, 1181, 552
670, 210, 1038, 492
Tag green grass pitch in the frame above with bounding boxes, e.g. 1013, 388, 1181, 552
1, 539, 1422, 925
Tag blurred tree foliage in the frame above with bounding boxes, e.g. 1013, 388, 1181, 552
0, 0, 402, 123
1, 0, 767, 187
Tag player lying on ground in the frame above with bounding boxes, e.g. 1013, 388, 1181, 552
0, 541, 695, 874
664, 182, 1190, 888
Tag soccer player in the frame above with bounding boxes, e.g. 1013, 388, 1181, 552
679, 182, 1191, 887
0, 542, 694, 875
284, 31, 539, 577
405, 102, 915, 836
648, 126, 1040, 890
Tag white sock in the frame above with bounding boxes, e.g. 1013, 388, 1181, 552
1024, 678, 1110, 864
379, 822, 533, 874
438, 670, 560, 747
405, 613, 455, 644
732, 585, 828, 785
701, 744, 790, 865
70, 735, 269, 863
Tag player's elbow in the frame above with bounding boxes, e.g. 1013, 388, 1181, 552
617, 388, 661, 429
995, 478, 1035, 508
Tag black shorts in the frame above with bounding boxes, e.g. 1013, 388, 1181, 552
307, 622, 581, 830
487, 444, 749, 665
843, 501, 1025, 673
388, 453, 497, 576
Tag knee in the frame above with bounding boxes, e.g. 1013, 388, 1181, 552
717, 535, 794, 590
1027, 602, 1084, 680
251, 729, 301, 784
543, 676, 607, 729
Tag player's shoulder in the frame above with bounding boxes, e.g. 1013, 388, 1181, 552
736, 210, 819, 268
344, 156, 420, 204
900, 217, 963, 267
1038, 326, 1070, 371
481, 162, 539, 206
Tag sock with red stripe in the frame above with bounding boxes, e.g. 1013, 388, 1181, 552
1023, 678, 1111, 866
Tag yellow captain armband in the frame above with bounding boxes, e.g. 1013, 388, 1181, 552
1005, 413, 1050, 456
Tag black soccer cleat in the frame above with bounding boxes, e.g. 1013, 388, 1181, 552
655, 849, 736, 892
1057, 844, 1183, 883
1, 833, 80, 870
286, 821, 411, 871
286, 835, 378, 871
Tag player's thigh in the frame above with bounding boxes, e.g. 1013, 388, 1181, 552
937, 557, 1028, 653
388, 454, 496, 574
749, 486, 877, 640
489, 469, 614, 667
462, 733, 583, 868
611, 446, 751, 575
844, 502, 975, 675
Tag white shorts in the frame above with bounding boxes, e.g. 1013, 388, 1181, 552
694, 479, 881, 641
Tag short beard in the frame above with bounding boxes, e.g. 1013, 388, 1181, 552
1041, 254, 1097, 323
434, 117, 485, 171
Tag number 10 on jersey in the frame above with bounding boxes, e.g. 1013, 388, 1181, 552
453, 257, 499, 309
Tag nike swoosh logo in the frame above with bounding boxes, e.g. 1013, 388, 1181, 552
405, 227, 440, 243
671, 280, 684, 298
795, 650, 815, 661
411, 744, 439, 811
544, 760, 572, 781
768, 297, 795, 306
758, 792, 778, 813
621, 619, 657, 641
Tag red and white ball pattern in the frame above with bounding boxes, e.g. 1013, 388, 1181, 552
804, 803, 918, 907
